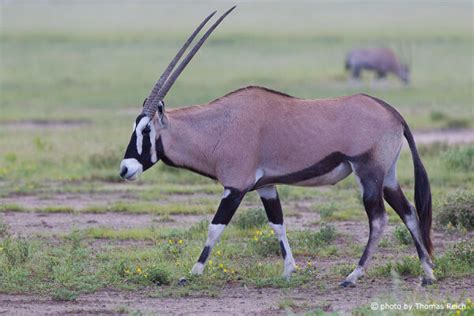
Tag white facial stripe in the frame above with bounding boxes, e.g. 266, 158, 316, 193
149, 121, 157, 163
135, 116, 150, 155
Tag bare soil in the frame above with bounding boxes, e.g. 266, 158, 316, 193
0, 278, 471, 315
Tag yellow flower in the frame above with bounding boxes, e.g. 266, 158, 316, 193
307, 261, 312, 266
223, 269, 228, 273
219, 263, 224, 269
209, 260, 213, 266
168, 239, 173, 244
178, 239, 183, 245
253, 236, 259, 241
455, 310, 460, 316
217, 250, 221, 256
295, 264, 300, 270
231, 269, 235, 274
270, 230, 275, 235
136, 267, 142, 274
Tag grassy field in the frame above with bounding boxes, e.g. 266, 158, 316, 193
0, 1, 473, 314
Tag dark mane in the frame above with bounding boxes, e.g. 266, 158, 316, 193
211, 85, 297, 103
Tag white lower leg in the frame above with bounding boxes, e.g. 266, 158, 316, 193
191, 224, 226, 275
404, 212, 435, 281
344, 214, 387, 284
270, 223, 296, 278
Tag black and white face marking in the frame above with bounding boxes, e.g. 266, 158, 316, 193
120, 114, 158, 181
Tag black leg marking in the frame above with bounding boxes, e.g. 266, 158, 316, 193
260, 194, 283, 225
191, 187, 246, 275
357, 169, 386, 268
341, 163, 387, 286
212, 188, 245, 225
197, 246, 210, 264
279, 241, 287, 259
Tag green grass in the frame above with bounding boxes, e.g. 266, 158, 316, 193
0, 1, 473, 311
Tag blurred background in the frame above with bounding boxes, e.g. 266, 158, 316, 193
1, 1, 472, 183
0, 1, 473, 311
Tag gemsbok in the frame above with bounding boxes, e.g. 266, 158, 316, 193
120, 7, 435, 287
345, 47, 410, 84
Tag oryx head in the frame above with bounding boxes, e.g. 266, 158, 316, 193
119, 6, 236, 181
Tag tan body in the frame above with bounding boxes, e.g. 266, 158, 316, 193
160, 86, 402, 190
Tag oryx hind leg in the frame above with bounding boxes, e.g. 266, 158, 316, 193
383, 157, 435, 285
341, 163, 387, 287
191, 187, 245, 275
257, 185, 296, 279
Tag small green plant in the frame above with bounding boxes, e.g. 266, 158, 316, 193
394, 225, 412, 245
318, 203, 336, 220
4, 152, 17, 164
296, 224, 337, 250
234, 208, 267, 230
249, 228, 280, 257
437, 191, 474, 231
119, 261, 172, 285
435, 238, 473, 279
0, 218, 9, 237
146, 265, 172, 285
1, 237, 31, 266
52, 287, 78, 301
394, 256, 422, 276
442, 145, 474, 172
34, 136, 52, 151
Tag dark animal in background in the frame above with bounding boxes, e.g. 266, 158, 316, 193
345, 47, 410, 84
120, 8, 435, 287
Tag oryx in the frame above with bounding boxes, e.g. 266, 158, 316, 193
120, 7, 435, 287
345, 47, 410, 84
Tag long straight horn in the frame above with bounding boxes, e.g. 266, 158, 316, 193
151, 6, 236, 109
142, 10, 217, 117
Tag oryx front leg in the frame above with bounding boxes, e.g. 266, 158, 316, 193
257, 185, 296, 279
191, 187, 244, 275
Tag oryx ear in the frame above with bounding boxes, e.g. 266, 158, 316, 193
157, 100, 167, 127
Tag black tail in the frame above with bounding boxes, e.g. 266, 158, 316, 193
403, 122, 433, 257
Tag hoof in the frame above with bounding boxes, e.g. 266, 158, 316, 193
339, 280, 356, 288
178, 277, 188, 286
421, 278, 434, 286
